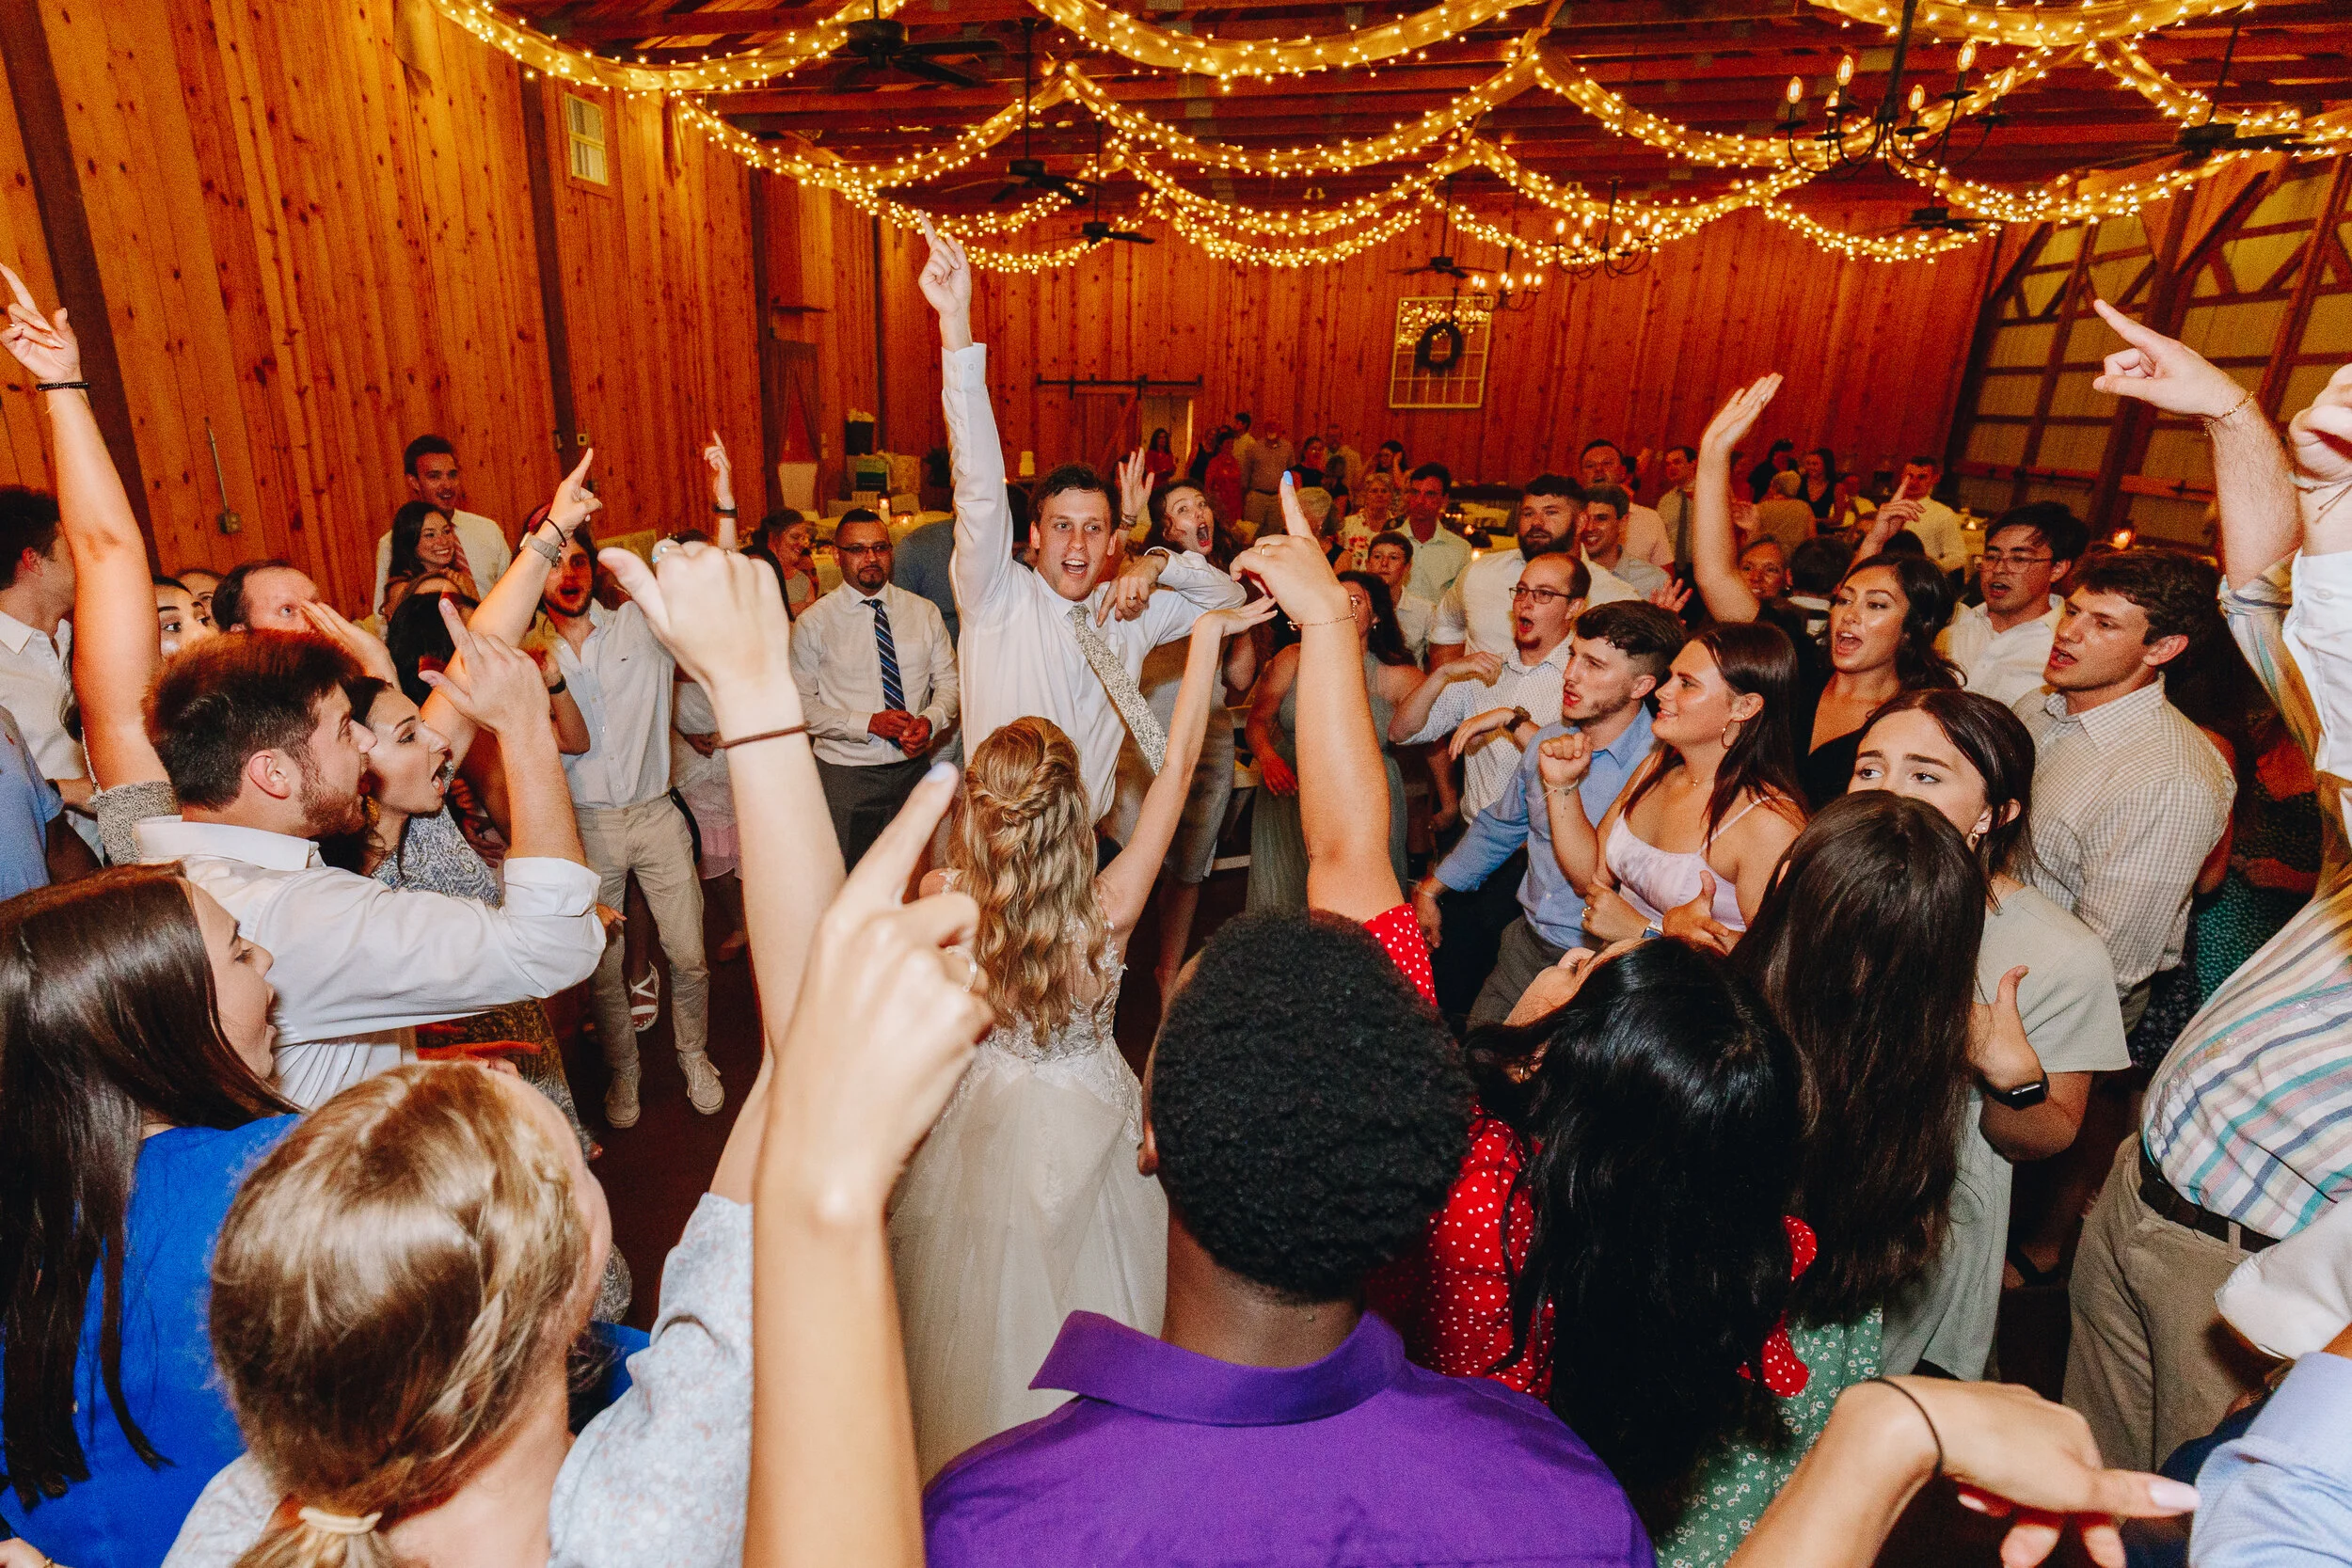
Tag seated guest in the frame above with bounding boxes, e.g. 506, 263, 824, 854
747, 509, 819, 618
208, 558, 319, 633
2019, 549, 2234, 1028
1753, 470, 1816, 553
1428, 473, 1584, 664
1542, 623, 1806, 949
921, 912, 1652, 1568
1412, 602, 1684, 1024
1581, 484, 1669, 600
1780, 537, 1852, 647
1938, 502, 2087, 706
0, 866, 296, 1568
1740, 537, 1789, 606
1581, 437, 1672, 569
1374, 937, 1807, 1562
378, 498, 480, 619
1334, 467, 1397, 570
1870, 456, 1968, 575
1362, 529, 1431, 660
1850, 690, 2128, 1378
369, 435, 510, 617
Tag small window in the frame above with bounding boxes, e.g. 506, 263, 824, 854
564, 93, 608, 186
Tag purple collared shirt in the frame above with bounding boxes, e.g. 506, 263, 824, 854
923, 1309, 1654, 1567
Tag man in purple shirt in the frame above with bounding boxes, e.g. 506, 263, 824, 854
923, 911, 1655, 1567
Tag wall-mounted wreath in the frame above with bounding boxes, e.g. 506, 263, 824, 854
1414, 319, 1466, 374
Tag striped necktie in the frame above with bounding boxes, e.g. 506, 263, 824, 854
1067, 604, 1168, 772
868, 596, 905, 713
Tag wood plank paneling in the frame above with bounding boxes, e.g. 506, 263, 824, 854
783, 187, 1995, 499
0, 53, 58, 491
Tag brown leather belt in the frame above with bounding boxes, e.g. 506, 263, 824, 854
2139, 1147, 2280, 1254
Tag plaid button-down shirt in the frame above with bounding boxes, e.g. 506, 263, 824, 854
2145, 556, 2352, 1238
2015, 674, 2234, 1003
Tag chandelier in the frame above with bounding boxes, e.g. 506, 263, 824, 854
1554, 181, 1655, 278
1776, 0, 2004, 178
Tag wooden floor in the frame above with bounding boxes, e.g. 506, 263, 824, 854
562, 863, 2110, 1567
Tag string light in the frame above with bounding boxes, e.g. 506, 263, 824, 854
1809, 0, 2256, 47
427, 0, 898, 91
2086, 38, 2352, 144
1026, 0, 1523, 78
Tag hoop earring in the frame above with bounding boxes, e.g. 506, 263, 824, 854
1721, 721, 1741, 750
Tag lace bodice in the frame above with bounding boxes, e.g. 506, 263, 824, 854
981, 955, 1124, 1064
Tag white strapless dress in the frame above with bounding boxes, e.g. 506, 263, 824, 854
886, 945, 1168, 1478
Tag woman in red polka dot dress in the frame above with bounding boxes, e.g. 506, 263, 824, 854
1369, 938, 1848, 1568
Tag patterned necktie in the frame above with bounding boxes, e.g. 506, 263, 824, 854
868, 596, 905, 713
1067, 603, 1168, 772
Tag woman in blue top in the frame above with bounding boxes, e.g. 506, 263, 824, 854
0, 865, 295, 1568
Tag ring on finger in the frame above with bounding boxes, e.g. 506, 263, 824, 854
649, 539, 677, 564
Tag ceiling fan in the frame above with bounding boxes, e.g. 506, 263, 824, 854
1396, 185, 1475, 279
1080, 122, 1153, 245
993, 21, 1089, 205
829, 0, 1002, 92
1900, 203, 1994, 235
2074, 10, 2312, 175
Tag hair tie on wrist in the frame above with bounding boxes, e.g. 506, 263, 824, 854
298, 1506, 384, 1536
1867, 1377, 1944, 1481
715, 723, 809, 751
34, 380, 89, 393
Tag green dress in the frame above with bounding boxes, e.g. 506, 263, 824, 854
1246, 650, 1408, 911
1651, 1310, 1883, 1568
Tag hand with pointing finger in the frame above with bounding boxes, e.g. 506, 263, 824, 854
0, 262, 80, 386
415, 597, 548, 738
2090, 297, 2250, 420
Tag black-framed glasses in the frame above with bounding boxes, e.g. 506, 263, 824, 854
1510, 584, 1575, 606
1979, 551, 2053, 567
836, 541, 893, 557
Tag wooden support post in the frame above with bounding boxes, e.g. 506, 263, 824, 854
516, 77, 580, 461
749, 167, 785, 515
0, 0, 156, 549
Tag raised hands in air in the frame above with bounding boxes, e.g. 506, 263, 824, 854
2090, 297, 2254, 421
1118, 449, 1152, 531
601, 531, 793, 730
415, 597, 551, 739
916, 215, 975, 351
2292, 361, 2352, 503
1701, 372, 1784, 459
704, 430, 739, 548
0, 262, 77, 385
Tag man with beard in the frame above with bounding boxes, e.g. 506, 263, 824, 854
543, 522, 723, 1125
1940, 501, 2087, 705
919, 220, 1243, 828
1411, 602, 1684, 1023
1426, 474, 1584, 666
790, 508, 958, 868
136, 624, 602, 1108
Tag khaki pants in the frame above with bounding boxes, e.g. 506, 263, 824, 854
577, 796, 709, 1073
2063, 1136, 2272, 1469
1243, 488, 1279, 531
1470, 916, 1565, 1028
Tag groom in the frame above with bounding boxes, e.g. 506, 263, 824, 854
916, 220, 1245, 830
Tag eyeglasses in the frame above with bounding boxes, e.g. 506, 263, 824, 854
1979, 551, 2054, 567
836, 542, 892, 557
1510, 584, 1576, 607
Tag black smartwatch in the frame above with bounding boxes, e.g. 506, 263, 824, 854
1983, 1075, 2049, 1110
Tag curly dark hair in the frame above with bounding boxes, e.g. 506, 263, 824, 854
1734, 792, 1984, 1323
1152, 911, 1468, 1302
1466, 939, 1800, 1525
2074, 547, 2216, 648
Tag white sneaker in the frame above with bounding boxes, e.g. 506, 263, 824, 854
605, 1067, 642, 1130
681, 1053, 724, 1116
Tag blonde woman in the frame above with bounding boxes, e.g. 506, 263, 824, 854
891, 597, 1273, 1478
1335, 467, 1399, 570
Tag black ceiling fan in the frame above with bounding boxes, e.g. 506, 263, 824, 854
1900, 203, 1993, 234
1396, 184, 1475, 278
1080, 121, 1153, 245
993, 21, 1089, 205
828, 0, 1002, 92
2078, 10, 2312, 173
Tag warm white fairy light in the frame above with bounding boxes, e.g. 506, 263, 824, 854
1812, 0, 2255, 46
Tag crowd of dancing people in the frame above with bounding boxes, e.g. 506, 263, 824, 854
0, 213, 2348, 1568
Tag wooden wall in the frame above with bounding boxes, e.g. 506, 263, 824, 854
1, 0, 760, 611
773, 188, 1997, 498
0, 49, 58, 490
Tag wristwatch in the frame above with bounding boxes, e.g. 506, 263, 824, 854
1509, 706, 1534, 732
1983, 1074, 2049, 1110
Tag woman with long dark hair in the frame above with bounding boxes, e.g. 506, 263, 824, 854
1540, 622, 1806, 948
1800, 447, 1838, 521
380, 499, 479, 618
1848, 689, 2127, 1378
1245, 569, 1420, 911
0, 867, 295, 1567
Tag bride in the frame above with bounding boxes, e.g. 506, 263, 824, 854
891, 596, 1270, 1477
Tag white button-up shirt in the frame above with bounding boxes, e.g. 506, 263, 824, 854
135, 817, 604, 1108
0, 610, 95, 852
789, 580, 959, 768
1397, 638, 1576, 820
1403, 525, 1473, 608
943, 344, 1244, 820
556, 600, 675, 810
2014, 676, 2233, 1002
370, 509, 515, 616
1939, 595, 2061, 707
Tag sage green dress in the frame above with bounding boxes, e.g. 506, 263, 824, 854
1246, 650, 1407, 911
1651, 1310, 1883, 1568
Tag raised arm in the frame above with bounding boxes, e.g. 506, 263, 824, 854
600, 534, 838, 1205
1, 265, 163, 789
1535, 731, 1610, 894
415, 597, 584, 872
1234, 476, 1400, 923
1097, 599, 1276, 935
2091, 298, 2297, 589
2292, 361, 2352, 558
1390, 651, 1498, 745
1692, 375, 1783, 626
746, 774, 988, 1568
918, 219, 1013, 621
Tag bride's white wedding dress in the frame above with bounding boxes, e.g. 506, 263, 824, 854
887, 917, 1168, 1479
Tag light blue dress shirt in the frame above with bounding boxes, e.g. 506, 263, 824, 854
2194, 1350, 2352, 1568
1432, 706, 1656, 950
